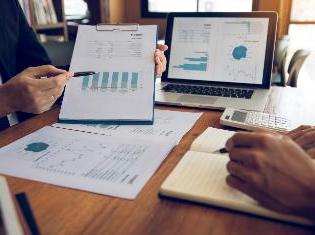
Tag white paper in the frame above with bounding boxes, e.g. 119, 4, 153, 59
0, 127, 175, 199
60, 25, 157, 122
190, 127, 236, 153
54, 110, 202, 143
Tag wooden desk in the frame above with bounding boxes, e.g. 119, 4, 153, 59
0, 87, 314, 235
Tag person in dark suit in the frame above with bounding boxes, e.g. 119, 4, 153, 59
0, 0, 74, 130
0, 0, 168, 131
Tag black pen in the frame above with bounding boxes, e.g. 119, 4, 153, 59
73, 71, 96, 77
16, 193, 41, 235
215, 148, 228, 154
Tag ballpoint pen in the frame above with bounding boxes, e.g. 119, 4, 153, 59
73, 71, 96, 77
214, 148, 228, 154
40, 71, 96, 79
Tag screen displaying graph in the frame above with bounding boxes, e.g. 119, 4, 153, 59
219, 38, 259, 83
81, 71, 142, 91
173, 52, 209, 72
168, 17, 269, 84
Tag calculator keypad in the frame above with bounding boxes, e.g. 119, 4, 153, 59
246, 112, 289, 131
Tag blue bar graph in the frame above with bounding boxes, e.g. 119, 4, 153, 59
82, 75, 89, 90
184, 57, 208, 62
121, 72, 128, 89
101, 72, 109, 88
111, 72, 119, 88
92, 73, 100, 89
174, 63, 207, 71
131, 72, 138, 89
81, 71, 140, 90
174, 52, 209, 72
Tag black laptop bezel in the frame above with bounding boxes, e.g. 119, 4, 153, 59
161, 12, 278, 89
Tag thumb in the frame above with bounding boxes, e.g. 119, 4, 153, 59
25, 65, 67, 78
158, 44, 168, 52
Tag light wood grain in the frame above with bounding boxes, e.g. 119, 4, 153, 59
0, 88, 314, 235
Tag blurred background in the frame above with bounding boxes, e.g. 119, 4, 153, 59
18, 0, 315, 87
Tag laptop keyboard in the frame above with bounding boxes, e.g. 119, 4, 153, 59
162, 84, 254, 100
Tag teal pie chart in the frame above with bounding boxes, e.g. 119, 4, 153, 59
24, 142, 49, 153
232, 45, 247, 60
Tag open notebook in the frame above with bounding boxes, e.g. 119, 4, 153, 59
160, 127, 315, 226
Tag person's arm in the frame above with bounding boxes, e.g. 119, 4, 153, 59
0, 85, 15, 118
14, 0, 51, 72
225, 131, 315, 220
0, 66, 72, 116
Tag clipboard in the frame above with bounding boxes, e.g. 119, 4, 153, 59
59, 24, 158, 125
96, 23, 140, 32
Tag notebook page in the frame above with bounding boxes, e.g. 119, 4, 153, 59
160, 151, 314, 226
190, 127, 235, 153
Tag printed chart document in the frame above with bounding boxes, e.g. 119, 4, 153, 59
54, 110, 202, 143
0, 127, 175, 200
60, 24, 157, 124
160, 128, 314, 226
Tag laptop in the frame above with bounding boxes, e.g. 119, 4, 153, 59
156, 12, 278, 111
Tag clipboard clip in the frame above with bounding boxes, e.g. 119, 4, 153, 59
96, 23, 139, 32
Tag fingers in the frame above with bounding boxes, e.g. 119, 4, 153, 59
155, 55, 163, 77
306, 148, 315, 159
155, 47, 167, 77
155, 46, 167, 73
32, 72, 72, 91
20, 72, 70, 114
226, 132, 272, 150
226, 161, 260, 183
157, 44, 168, 52
228, 148, 262, 168
286, 125, 313, 140
294, 129, 315, 148
226, 175, 290, 214
43, 85, 64, 101
226, 175, 266, 201
24, 65, 67, 78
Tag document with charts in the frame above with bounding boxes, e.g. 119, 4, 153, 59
0, 127, 175, 200
54, 109, 203, 143
60, 24, 157, 124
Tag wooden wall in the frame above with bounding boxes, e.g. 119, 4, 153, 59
258, 0, 291, 37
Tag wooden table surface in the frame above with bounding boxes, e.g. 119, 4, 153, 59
0, 87, 314, 235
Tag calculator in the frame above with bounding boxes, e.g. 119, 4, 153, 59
220, 108, 290, 133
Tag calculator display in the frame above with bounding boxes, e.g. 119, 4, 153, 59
231, 111, 247, 123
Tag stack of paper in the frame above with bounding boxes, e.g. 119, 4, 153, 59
0, 110, 202, 199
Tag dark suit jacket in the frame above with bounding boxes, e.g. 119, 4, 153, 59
0, 0, 51, 123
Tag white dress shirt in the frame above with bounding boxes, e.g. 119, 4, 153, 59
0, 74, 19, 126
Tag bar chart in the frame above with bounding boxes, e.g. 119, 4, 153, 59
81, 72, 141, 91
173, 52, 209, 72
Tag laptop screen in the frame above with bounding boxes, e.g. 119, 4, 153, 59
165, 14, 276, 88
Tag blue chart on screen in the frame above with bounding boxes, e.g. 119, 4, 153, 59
173, 52, 208, 72
25, 142, 49, 153
232, 46, 247, 60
